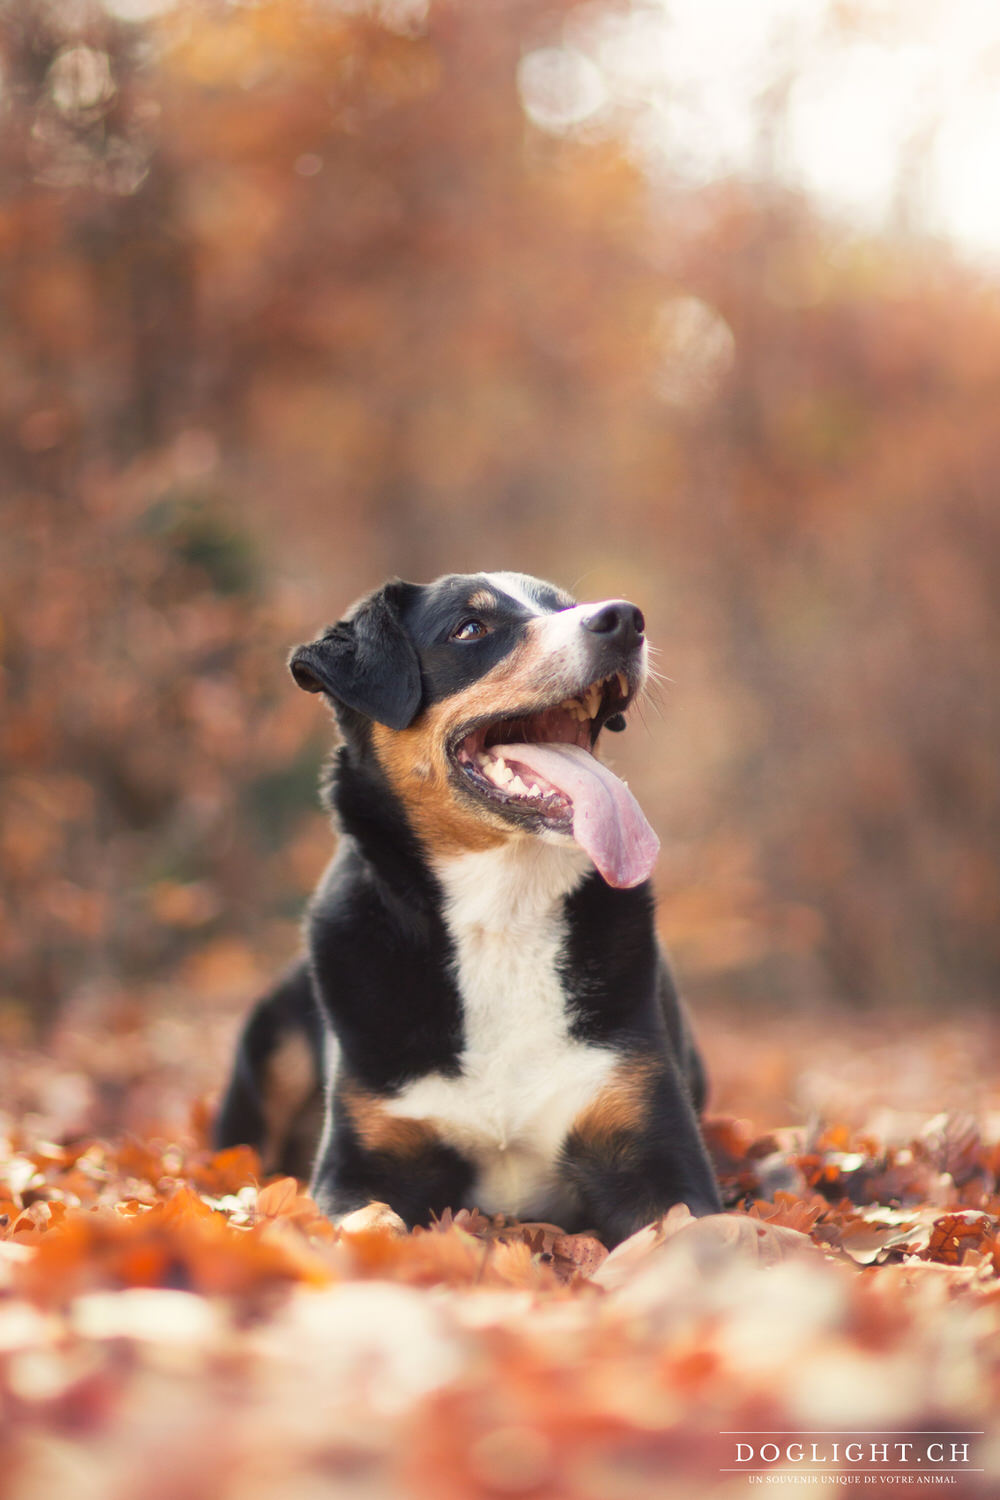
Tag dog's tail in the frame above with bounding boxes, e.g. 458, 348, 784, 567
215, 960, 326, 1181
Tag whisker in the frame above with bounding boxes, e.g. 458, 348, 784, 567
569, 570, 598, 597
644, 649, 675, 686
642, 676, 670, 709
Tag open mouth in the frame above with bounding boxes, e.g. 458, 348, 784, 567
448, 672, 660, 889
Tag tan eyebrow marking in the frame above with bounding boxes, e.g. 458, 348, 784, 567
466, 589, 496, 612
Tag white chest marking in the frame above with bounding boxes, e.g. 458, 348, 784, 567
384, 840, 616, 1217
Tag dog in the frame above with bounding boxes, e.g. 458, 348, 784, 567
215, 571, 720, 1246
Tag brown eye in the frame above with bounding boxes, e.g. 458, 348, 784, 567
452, 619, 488, 641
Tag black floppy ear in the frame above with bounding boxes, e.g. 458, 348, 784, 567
288, 581, 423, 730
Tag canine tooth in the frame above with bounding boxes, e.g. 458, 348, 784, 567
617, 672, 628, 696
494, 761, 513, 784
586, 684, 601, 717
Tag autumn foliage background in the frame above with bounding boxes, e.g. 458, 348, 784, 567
3, 0, 998, 1036
1, 2, 1000, 1496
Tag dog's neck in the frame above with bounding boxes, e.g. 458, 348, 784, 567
327, 739, 593, 915
431, 839, 593, 934
325, 741, 434, 895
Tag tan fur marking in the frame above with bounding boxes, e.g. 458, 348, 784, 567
570, 1056, 657, 1149
260, 1031, 321, 1171
341, 1083, 442, 1159
466, 588, 496, 612
370, 622, 571, 856
372, 718, 503, 854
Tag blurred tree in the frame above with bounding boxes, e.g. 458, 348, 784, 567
0, 0, 997, 1024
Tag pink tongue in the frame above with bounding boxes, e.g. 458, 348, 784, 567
493, 741, 659, 889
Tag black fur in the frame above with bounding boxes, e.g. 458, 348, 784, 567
308, 751, 465, 1092
289, 580, 424, 729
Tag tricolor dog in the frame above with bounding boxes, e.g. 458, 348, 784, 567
216, 571, 720, 1245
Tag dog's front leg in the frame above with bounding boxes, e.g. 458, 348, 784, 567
560, 1054, 721, 1249
309, 1086, 475, 1231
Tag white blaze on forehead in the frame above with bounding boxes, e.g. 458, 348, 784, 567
480, 571, 567, 614
479, 578, 650, 689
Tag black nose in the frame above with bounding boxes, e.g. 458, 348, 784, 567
583, 600, 645, 650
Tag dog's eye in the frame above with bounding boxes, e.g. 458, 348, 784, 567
451, 619, 489, 641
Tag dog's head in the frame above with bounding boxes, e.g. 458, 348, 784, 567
290, 571, 658, 887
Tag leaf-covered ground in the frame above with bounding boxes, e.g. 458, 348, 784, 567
2, 994, 999, 1498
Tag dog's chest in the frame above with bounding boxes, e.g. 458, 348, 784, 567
384, 843, 616, 1215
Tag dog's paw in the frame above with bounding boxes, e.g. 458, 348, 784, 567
336, 1201, 408, 1237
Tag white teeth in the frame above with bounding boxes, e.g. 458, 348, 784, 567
494, 761, 513, 785
617, 672, 628, 697
508, 775, 529, 796
587, 684, 602, 717
476, 751, 491, 766
527, 783, 541, 797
